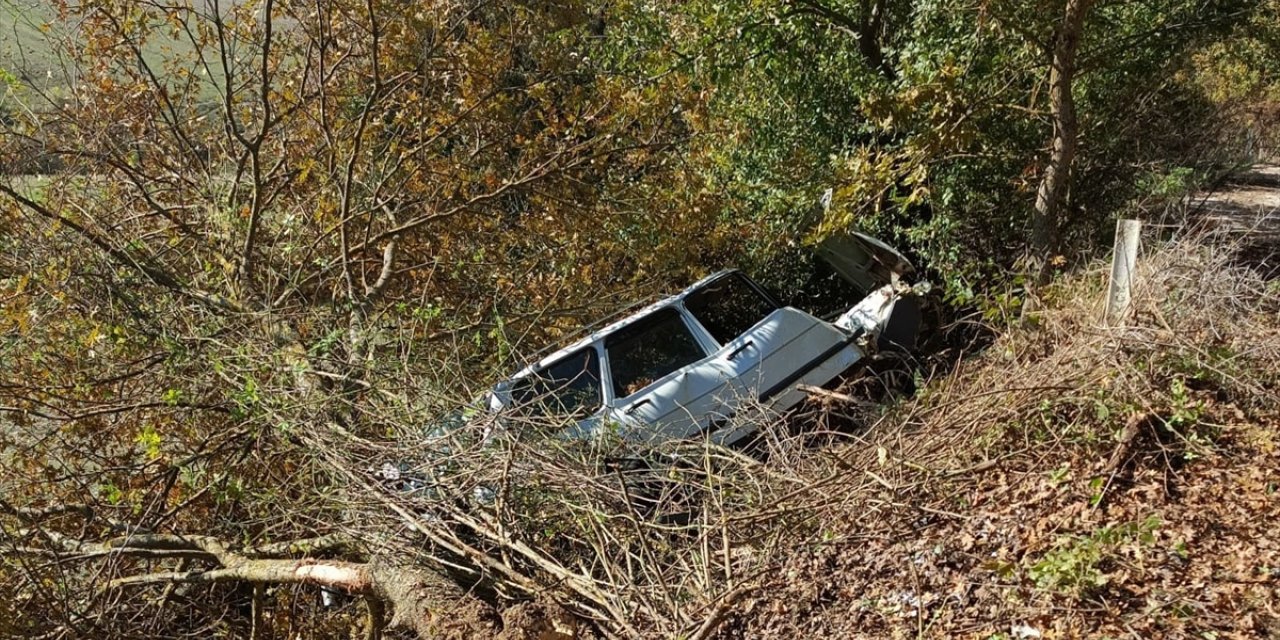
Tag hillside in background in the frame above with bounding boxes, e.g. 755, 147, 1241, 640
0, 1, 56, 81
1, 0, 237, 93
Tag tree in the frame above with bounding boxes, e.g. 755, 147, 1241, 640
1030, 0, 1095, 278
0, 0, 706, 636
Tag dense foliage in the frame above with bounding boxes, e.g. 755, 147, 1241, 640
0, 0, 1277, 637
593, 0, 1272, 299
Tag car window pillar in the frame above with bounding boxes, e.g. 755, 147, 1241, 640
595, 342, 617, 407
675, 301, 721, 354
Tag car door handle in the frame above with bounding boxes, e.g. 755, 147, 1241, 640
727, 340, 755, 361
624, 398, 652, 415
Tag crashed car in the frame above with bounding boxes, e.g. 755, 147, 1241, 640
485, 232, 926, 447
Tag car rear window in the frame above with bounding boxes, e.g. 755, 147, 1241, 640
606, 307, 706, 399
684, 273, 778, 345
511, 347, 602, 418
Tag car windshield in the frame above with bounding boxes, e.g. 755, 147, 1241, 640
606, 307, 706, 399
683, 273, 778, 345
511, 347, 603, 418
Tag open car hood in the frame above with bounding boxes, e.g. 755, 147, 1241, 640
816, 231, 914, 292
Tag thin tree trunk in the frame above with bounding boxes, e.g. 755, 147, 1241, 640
858, 0, 895, 81
1031, 0, 1095, 278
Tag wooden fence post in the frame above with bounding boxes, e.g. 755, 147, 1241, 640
1105, 219, 1142, 326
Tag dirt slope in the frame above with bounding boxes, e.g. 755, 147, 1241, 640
710, 184, 1280, 638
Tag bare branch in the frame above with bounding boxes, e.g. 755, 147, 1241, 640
0, 183, 245, 313
363, 240, 397, 302
0, 501, 95, 522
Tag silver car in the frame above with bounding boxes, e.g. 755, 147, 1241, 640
485, 232, 925, 446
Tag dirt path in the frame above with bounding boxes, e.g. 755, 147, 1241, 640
1193, 163, 1280, 276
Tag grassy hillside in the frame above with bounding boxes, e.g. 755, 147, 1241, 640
0, 0, 236, 94
0, 1, 57, 79
1, 0, 1275, 636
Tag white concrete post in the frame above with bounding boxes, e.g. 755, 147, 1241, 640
1106, 219, 1142, 326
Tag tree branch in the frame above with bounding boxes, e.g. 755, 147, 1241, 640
0, 501, 95, 522
106, 558, 369, 591
363, 240, 397, 302
0, 183, 245, 313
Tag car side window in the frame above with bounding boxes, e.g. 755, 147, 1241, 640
606, 307, 707, 399
684, 273, 779, 345
511, 347, 602, 418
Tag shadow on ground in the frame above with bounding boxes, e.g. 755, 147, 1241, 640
1194, 163, 1280, 278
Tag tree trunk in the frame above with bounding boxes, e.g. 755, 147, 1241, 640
858, 0, 895, 81
1031, 0, 1095, 278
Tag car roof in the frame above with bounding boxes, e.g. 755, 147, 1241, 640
508, 269, 739, 379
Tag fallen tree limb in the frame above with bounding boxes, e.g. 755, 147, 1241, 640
798, 384, 874, 407
1101, 411, 1156, 476
0, 529, 501, 640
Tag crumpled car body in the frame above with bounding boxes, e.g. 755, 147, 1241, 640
485, 232, 925, 447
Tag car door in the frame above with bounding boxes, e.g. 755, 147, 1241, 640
603, 306, 738, 443
683, 272, 856, 413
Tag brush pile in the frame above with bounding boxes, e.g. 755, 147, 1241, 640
713, 233, 1280, 638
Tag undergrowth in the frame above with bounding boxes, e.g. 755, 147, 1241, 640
714, 231, 1280, 638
